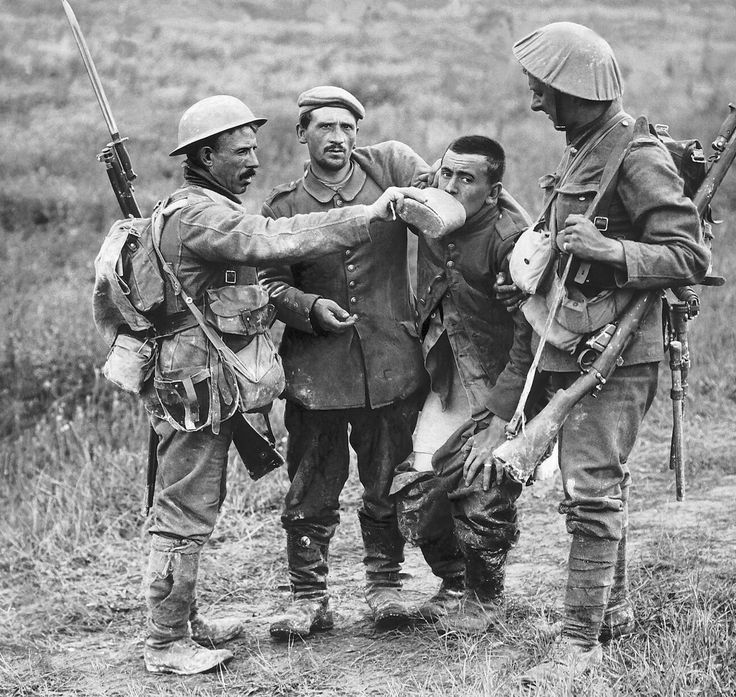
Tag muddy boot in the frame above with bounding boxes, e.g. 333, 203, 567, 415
270, 596, 334, 640
438, 547, 507, 634
520, 637, 603, 687
600, 526, 634, 642
144, 536, 232, 674
416, 530, 465, 623
270, 527, 334, 640
145, 637, 233, 675
360, 513, 414, 630
417, 576, 465, 623
190, 600, 244, 647
521, 534, 617, 686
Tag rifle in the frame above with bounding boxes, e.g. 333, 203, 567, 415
665, 102, 736, 500
62, 1, 284, 515
493, 103, 736, 493
61, 0, 157, 515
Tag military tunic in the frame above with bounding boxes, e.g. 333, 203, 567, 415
258, 140, 428, 534
538, 105, 709, 540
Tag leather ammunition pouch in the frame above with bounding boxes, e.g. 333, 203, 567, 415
521, 276, 634, 353
204, 285, 275, 336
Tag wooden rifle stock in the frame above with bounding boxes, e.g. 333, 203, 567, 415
493, 292, 659, 483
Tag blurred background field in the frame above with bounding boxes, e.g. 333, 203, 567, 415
2, 1, 736, 695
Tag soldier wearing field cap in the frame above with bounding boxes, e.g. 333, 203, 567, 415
139, 94, 425, 675
259, 86, 431, 638
509, 23, 709, 684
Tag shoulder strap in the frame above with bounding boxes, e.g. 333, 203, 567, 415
570, 119, 638, 283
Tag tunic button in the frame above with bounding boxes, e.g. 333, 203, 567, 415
345, 249, 351, 256
348, 280, 356, 288
335, 198, 344, 207
419, 298, 426, 305
350, 296, 358, 304
446, 260, 455, 269
447, 243, 455, 250
347, 264, 355, 271
570, 146, 578, 155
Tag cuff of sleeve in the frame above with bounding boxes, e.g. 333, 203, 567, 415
614, 239, 636, 287
481, 390, 516, 423
355, 206, 373, 243
307, 296, 328, 335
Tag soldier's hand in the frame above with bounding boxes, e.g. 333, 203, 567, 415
311, 299, 356, 333
368, 187, 428, 222
415, 159, 442, 190
493, 271, 527, 313
462, 417, 509, 491
558, 214, 626, 268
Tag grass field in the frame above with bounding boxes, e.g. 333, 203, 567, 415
2, 1, 736, 695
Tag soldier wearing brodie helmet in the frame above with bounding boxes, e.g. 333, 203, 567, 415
140, 94, 426, 675
510, 23, 708, 684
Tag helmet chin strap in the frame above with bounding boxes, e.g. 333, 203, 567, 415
552, 91, 567, 131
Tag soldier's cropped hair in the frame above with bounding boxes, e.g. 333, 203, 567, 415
447, 135, 505, 185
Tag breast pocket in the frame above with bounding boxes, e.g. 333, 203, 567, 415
554, 182, 599, 229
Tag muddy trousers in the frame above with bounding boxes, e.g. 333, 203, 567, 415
551, 364, 657, 646
280, 397, 419, 597
394, 418, 523, 591
144, 419, 232, 648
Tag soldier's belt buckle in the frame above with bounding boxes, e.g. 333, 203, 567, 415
593, 216, 609, 232
224, 269, 237, 284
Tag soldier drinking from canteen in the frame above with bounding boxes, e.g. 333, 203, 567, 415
391, 135, 542, 633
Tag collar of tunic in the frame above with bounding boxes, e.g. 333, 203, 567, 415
302, 161, 367, 203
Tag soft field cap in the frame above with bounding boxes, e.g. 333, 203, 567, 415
297, 85, 365, 121
513, 22, 623, 101
170, 95, 267, 157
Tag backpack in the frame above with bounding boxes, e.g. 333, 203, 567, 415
92, 198, 187, 392
651, 123, 712, 221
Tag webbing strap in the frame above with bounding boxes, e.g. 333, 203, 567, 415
507, 117, 636, 437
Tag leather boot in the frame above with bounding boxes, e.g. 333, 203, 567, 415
189, 599, 244, 647
270, 527, 334, 640
438, 547, 507, 634
359, 512, 414, 629
145, 638, 233, 675
144, 536, 232, 674
416, 530, 466, 623
600, 525, 634, 641
521, 534, 617, 686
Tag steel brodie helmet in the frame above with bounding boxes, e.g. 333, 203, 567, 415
170, 95, 267, 157
512, 22, 623, 101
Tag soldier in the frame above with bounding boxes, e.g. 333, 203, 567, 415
391, 136, 537, 632
509, 24, 709, 684
259, 86, 430, 638
136, 94, 424, 675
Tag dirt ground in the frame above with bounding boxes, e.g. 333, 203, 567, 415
2, 417, 735, 696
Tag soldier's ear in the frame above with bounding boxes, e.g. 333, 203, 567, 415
199, 145, 214, 168
296, 124, 307, 144
486, 182, 502, 205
